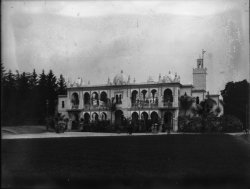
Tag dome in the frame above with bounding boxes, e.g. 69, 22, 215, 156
147, 76, 154, 83
113, 70, 129, 85
167, 71, 175, 81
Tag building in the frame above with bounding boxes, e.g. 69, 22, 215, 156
58, 51, 221, 132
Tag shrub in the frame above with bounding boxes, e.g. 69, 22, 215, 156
219, 115, 243, 132
205, 114, 221, 132
178, 116, 190, 132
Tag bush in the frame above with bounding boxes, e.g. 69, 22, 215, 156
219, 115, 243, 132
205, 114, 221, 132
178, 114, 243, 133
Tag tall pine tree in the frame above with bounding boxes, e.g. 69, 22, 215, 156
57, 74, 67, 95
46, 70, 58, 116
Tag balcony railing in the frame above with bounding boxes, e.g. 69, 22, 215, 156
71, 105, 79, 109
131, 101, 158, 109
163, 101, 173, 107
83, 103, 110, 111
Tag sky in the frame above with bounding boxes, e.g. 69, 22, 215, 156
2, 0, 249, 94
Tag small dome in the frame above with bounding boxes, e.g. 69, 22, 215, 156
147, 76, 154, 83
168, 71, 175, 81
113, 70, 129, 85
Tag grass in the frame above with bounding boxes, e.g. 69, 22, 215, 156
2, 134, 250, 188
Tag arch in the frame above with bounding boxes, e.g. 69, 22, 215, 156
115, 110, 124, 126
131, 90, 138, 104
71, 112, 79, 130
92, 112, 99, 121
141, 90, 147, 101
100, 112, 107, 120
164, 112, 173, 130
163, 88, 173, 103
141, 112, 149, 120
71, 92, 79, 107
100, 91, 108, 104
151, 89, 157, 103
115, 94, 122, 104
132, 112, 139, 123
83, 113, 90, 123
84, 92, 90, 105
92, 92, 99, 106
150, 111, 159, 124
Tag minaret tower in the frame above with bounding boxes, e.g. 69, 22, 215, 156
193, 49, 207, 91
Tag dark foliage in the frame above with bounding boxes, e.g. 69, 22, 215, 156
221, 80, 250, 129
179, 94, 194, 116
1, 64, 67, 126
219, 115, 243, 132
178, 114, 243, 133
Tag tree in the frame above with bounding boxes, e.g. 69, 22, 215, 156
57, 74, 67, 95
221, 80, 250, 130
179, 93, 194, 116
27, 69, 39, 122
29, 69, 38, 89
37, 70, 48, 123
46, 70, 58, 116
196, 97, 217, 131
1, 67, 68, 125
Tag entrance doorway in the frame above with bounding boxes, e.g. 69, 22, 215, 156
71, 112, 79, 130
115, 110, 124, 126
84, 113, 90, 124
150, 111, 159, 124
164, 112, 173, 130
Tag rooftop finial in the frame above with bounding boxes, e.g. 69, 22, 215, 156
202, 49, 206, 59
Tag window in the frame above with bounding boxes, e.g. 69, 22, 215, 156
62, 101, 65, 108
115, 93, 122, 104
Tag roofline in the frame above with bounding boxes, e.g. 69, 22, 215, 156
192, 89, 206, 92
181, 84, 193, 88
67, 82, 182, 91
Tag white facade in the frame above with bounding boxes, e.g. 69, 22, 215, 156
58, 55, 220, 132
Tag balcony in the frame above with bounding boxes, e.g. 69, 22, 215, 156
163, 101, 173, 107
157, 101, 175, 109
71, 105, 79, 109
131, 101, 158, 109
83, 103, 110, 111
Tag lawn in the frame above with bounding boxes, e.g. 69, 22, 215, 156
2, 134, 250, 188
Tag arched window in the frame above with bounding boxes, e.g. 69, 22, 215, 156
84, 92, 90, 105
141, 112, 148, 121
151, 89, 157, 103
163, 89, 173, 103
92, 92, 99, 106
150, 111, 159, 124
119, 94, 122, 104
132, 112, 139, 124
100, 91, 108, 104
71, 92, 79, 108
92, 112, 99, 121
84, 113, 90, 124
131, 90, 138, 105
141, 90, 147, 101
101, 112, 107, 120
